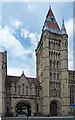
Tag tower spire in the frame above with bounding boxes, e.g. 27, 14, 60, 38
42, 6, 60, 34
61, 19, 67, 34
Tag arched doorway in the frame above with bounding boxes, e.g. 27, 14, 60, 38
50, 101, 57, 116
15, 103, 31, 116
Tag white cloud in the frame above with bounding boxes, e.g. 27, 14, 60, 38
0, 25, 38, 77
10, 19, 23, 29
65, 18, 73, 37
68, 51, 73, 70
29, 32, 39, 46
21, 28, 29, 39
0, 26, 31, 58
21, 28, 39, 47
27, 4, 36, 10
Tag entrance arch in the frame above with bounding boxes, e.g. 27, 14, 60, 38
50, 101, 57, 116
15, 102, 31, 116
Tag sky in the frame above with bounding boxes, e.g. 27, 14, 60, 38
0, 1, 73, 77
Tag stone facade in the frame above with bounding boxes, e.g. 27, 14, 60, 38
35, 7, 75, 116
0, 7, 75, 117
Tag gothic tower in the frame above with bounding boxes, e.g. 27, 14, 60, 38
0, 51, 7, 116
35, 7, 70, 116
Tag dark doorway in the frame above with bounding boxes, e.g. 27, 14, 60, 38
50, 102, 57, 116
15, 103, 31, 116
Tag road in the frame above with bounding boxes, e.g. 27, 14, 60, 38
1, 116, 75, 120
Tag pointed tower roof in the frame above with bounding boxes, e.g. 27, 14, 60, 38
42, 6, 60, 34
61, 19, 67, 34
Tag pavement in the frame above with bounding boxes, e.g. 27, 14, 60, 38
1, 116, 75, 120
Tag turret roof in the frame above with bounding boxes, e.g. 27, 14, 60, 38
42, 6, 60, 33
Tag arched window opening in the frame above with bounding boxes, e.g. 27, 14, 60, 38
58, 43, 60, 50
26, 86, 28, 96
54, 52, 55, 58
57, 61, 59, 68
49, 51, 50, 57
50, 60, 52, 68
36, 103, 39, 112
18, 86, 21, 95
50, 73, 52, 80
22, 84, 24, 95
70, 86, 74, 104
49, 41, 50, 49
53, 61, 55, 68
53, 73, 55, 80
57, 74, 59, 80
6, 103, 10, 112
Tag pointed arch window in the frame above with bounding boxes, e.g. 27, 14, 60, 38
58, 43, 60, 50
26, 86, 28, 96
56, 53, 57, 59
49, 51, 50, 57
18, 86, 21, 95
70, 86, 74, 104
22, 84, 24, 95
50, 60, 52, 68
53, 73, 55, 80
57, 74, 59, 80
53, 61, 55, 68
57, 61, 59, 68
49, 41, 50, 49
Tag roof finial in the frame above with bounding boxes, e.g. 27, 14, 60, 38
62, 19, 64, 24
49, 5, 51, 10
22, 70, 24, 75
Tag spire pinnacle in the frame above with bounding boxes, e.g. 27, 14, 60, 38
61, 19, 67, 35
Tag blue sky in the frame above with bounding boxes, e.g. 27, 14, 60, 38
0, 2, 73, 77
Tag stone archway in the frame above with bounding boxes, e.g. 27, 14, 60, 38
15, 101, 31, 116
50, 101, 57, 116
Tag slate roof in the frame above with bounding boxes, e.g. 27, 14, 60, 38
6, 75, 40, 87
68, 70, 75, 75
42, 6, 60, 33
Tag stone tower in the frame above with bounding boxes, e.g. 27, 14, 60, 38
35, 7, 70, 116
0, 51, 7, 117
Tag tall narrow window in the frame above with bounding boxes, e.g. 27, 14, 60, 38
49, 51, 50, 57
36, 103, 39, 112
22, 84, 24, 95
26, 86, 28, 96
49, 41, 50, 49
57, 74, 59, 80
70, 86, 74, 104
53, 73, 55, 80
50, 60, 52, 68
18, 86, 20, 95
6, 103, 9, 112
54, 52, 55, 58
50, 73, 52, 79
57, 61, 59, 68
58, 43, 60, 50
